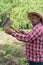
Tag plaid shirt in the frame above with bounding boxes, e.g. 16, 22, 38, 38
12, 23, 43, 62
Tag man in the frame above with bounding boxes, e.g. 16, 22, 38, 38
5, 12, 43, 65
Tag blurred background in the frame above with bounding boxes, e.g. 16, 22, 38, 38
0, 0, 43, 65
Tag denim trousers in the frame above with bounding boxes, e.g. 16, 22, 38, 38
28, 60, 43, 65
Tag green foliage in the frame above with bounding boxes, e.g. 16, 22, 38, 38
10, 0, 43, 29
21, 57, 28, 65
0, 0, 13, 13
0, 0, 43, 29
4, 43, 22, 57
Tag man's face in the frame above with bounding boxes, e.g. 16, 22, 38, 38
30, 15, 40, 26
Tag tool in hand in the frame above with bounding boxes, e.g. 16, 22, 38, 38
1, 17, 20, 33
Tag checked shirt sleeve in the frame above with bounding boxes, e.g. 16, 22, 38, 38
12, 32, 29, 42
12, 26, 41, 42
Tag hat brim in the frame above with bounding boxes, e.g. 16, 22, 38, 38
28, 12, 43, 24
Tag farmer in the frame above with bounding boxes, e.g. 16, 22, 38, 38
5, 12, 43, 65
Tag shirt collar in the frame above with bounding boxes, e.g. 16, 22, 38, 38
33, 22, 42, 28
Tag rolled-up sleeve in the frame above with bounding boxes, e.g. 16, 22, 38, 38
12, 26, 41, 42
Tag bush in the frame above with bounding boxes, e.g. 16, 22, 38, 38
0, 0, 43, 29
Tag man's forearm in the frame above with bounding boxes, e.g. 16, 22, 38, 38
5, 28, 30, 42
10, 27, 25, 34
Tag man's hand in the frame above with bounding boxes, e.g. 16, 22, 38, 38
17, 29, 25, 34
5, 28, 14, 35
5, 27, 26, 35
10, 27, 25, 34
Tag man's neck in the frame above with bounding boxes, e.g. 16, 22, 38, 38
33, 22, 41, 26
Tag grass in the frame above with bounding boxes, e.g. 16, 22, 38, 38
0, 27, 3, 31
0, 29, 30, 65
3, 43, 23, 57
0, 43, 28, 65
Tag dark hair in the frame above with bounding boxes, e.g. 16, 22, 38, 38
32, 14, 40, 18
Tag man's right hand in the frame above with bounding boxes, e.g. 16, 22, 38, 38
5, 28, 14, 35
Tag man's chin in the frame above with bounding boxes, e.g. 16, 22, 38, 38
32, 23, 34, 25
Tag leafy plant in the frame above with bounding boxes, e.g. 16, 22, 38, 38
21, 57, 28, 65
